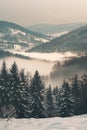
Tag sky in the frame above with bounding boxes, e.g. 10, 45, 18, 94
0, 0, 87, 26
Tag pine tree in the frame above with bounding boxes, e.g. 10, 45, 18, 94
30, 71, 47, 118
59, 80, 74, 117
46, 85, 54, 117
18, 69, 30, 118
0, 61, 9, 107
71, 74, 80, 97
9, 62, 21, 117
80, 74, 87, 114
0, 105, 16, 119
52, 86, 60, 116
71, 75, 81, 115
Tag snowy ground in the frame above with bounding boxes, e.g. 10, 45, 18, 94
48, 31, 69, 38
0, 115, 87, 130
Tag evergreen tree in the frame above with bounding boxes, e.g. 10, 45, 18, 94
52, 86, 60, 116
59, 80, 74, 117
71, 75, 81, 115
71, 74, 80, 97
9, 62, 21, 117
19, 69, 30, 118
46, 85, 54, 117
0, 61, 9, 107
80, 74, 87, 114
30, 70, 47, 118
0, 105, 16, 119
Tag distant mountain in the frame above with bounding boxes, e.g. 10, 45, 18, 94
0, 21, 49, 51
27, 23, 83, 35
28, 25, 87, 53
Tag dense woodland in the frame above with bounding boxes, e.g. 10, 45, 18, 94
50, 55, 87, 82
0, 61, 87, 119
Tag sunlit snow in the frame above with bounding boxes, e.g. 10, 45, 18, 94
10, 29, 26, 35
35, 38, 49, 43
48, 31, 69, 38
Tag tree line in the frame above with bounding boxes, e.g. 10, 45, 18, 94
0, 61, 87, 119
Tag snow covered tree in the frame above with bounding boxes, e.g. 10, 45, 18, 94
71, 75, 81, 115
71, 74, 80, 98
59, 80, 75, 117
9, 62, 21, 117
46, 85, 54, 117
0, 61, 9, 107
52, 86, 60, 116
30, 70, 47, 118
80, 74, 87, 114
18, 69, 30, 118
0, 105, 16, 120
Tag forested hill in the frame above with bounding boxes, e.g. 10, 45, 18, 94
0, 21, 48, 38
0, 21, 49, 51
0, 61, 87, 118
50, 55, 87, 82
29, 25, 87, 53
27, 23, 83, 34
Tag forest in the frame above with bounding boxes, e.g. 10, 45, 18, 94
0, 61, 87, 119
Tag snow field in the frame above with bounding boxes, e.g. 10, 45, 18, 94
0, 115, 87, 130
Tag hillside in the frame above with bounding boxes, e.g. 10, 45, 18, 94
49, 55, 87, 86
29, 25, 87, 53
27, 23, 83, 35
0, 21, 49, 51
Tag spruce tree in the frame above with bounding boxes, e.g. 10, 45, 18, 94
9, 62, 21, 117
71, 74, 80, 98
46, 85, 54, 117
0, 61, 9, 107
80, 74, 87, 114
30, 70, 47, 118
0, 105, 16, 119
71, 75, 81, 115
52, 86, 60, 116
19, 69, 30, 118
59, 80, 74, 117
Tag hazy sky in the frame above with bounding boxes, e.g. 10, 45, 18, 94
0, 0, 87, 26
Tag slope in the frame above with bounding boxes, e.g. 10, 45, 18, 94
27, 23, 83, 34
0, 21, 49, 51
29, 25, 87, 53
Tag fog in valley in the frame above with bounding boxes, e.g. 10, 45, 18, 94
0, 53, 86, 87
0, 57, 55, 76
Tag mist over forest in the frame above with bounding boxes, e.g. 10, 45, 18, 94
0, 21, 87, 122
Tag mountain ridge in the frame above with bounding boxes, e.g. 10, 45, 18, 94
28, 25, 87, 53
0, 21, 49, 52
0, 21, 48, 38
27, 23, 84, 34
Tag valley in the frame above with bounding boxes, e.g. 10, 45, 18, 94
0, 21, 87, 87
1, 0, 87, 129
0, 57, 54, 75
